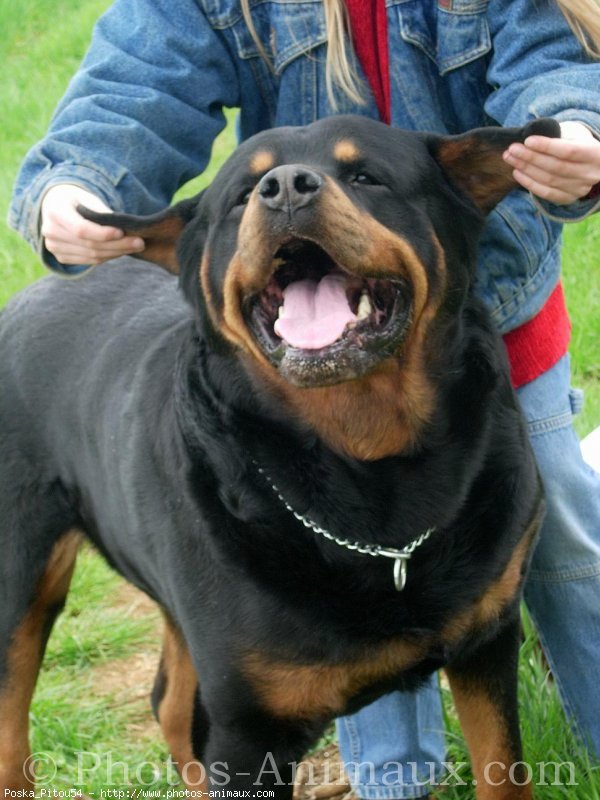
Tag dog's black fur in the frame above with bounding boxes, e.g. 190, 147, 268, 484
0, 116, 554, 797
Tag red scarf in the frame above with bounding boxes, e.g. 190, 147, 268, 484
345, 0, 391, 124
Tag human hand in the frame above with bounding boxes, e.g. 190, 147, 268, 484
503, 121, 600, 205
41, 184, 145, 266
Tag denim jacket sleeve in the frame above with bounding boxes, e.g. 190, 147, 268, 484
484, 0, 600, 221
8, 0, 239, 275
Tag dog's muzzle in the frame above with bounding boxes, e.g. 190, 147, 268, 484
238, 166, 414, 388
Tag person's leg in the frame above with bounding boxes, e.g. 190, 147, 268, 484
519, 354, 600, 756
336, 677, 445, 799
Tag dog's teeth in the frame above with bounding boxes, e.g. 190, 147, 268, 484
357, 292, 372, 320
277, 306, 285, 319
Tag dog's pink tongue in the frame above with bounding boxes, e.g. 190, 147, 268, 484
274, 275, 357, 349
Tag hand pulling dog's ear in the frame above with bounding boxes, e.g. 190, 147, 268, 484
78, 118, 560, 273
77, 193, 201, 274
430, 117, 560, 213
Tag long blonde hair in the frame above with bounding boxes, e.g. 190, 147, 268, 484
241, 0, 600, 108
557, 0, 600, 57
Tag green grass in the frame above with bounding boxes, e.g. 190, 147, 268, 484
562, 218, 600, 435
43, 550, 155, 670
1, 1, 599, 796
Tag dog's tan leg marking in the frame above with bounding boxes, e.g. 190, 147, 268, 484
157, 618, 207, 792
442, 509, 542, 647
0, 531, 81, 791
440, 512, 542, 799
447, 673, 532, 800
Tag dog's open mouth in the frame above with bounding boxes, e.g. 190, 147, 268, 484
245, 239, 412, 386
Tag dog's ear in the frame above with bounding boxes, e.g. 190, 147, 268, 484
77, 194, 201, 274
430, 118, 560, 214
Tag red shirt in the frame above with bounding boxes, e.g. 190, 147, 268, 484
345, 0, 572, 388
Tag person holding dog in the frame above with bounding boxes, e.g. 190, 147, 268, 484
9, 0, 600, 797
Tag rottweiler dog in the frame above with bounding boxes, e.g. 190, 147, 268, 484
0, 115, 554, 798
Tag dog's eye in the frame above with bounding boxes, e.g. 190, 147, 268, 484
235, 188, 253, 207
351, 172, 380, 186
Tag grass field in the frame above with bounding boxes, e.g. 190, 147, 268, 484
1, 1, 599, 797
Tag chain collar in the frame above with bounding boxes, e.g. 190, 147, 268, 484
254, 462, 435, 591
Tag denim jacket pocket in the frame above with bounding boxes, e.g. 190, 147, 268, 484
474, 192, 563, 331
208, 0, 326, 74
436, 0, 491, 73
394, 0, 490, 75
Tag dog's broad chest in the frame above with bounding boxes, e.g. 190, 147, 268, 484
239, 519, 535, 721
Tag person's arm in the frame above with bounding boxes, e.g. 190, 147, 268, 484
8, 0, 240, 274
484, 0, 600, 219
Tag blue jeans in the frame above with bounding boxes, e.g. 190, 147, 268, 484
336, 354, 600, 798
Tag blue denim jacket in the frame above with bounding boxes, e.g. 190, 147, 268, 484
8, 0, 600, 332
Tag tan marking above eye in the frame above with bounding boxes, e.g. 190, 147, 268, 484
249, 150, 275, 175
334, 140, 361, 162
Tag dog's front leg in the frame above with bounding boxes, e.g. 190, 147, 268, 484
200, 714, 320, 800
446, 614, 532, 800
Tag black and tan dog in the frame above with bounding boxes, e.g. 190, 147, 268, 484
0, 115, 554, 798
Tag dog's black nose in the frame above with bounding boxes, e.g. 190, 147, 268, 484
258, 166, 322, 212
